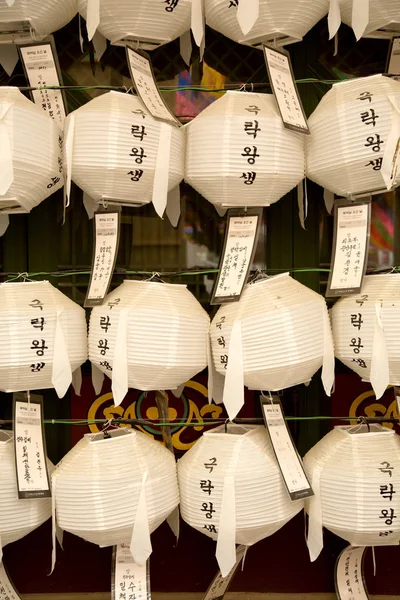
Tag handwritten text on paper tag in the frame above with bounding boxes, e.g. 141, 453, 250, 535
112, 544, 151, 600
335, 546, 369, 600
203, 545, 247, 600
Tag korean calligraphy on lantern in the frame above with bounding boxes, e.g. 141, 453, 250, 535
28, 297, 48, 376
127, 110, 147, 186
240, 104, 262, 187
263, 46, 309, 134
335, 546, 368, 600
203, 545, 247, 600
85, 212, 120, 307
356, 89, 386, 176
126, 47, 179, 126
347, 296, 369, 372
199, 456, 218, 536
0, 563, 22, 600
378, 460, 397, 539
113, 544, 150, 600
19, 42, 67, 128
94, 297, 121, 372
14, 396, 50, 499
326, 200, 370, 297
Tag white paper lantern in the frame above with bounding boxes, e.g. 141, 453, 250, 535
0, 430, 52, 555
63, 91, 185, 218
0, 0, 77, 42
77, 0, 192, 48
306, 74, 400, 198
178, 424, 304, 575
304, 424, 400, 561
331, 273, 400, 399
52, 428, 179, 566
185, 91, 305, 209
205, 0, 329, 47
88, 280, 210, 405
209, 274, 335, 420
0, 281, 87, 398
0, 87, 63, 215
339, 0, 400, 40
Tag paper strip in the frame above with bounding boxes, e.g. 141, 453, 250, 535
166, 186, 181, 228
0, 45, 19, 77
222, 320, 244, 420
328, 0, 341, 40
324, 189, 335, 214
180, 30, 192, 66
237, 0, 259, 35
51, 476, 57, 573
86, 0, 100, 41
152, 123, 172, 219
112, 545, 150, 600
0, 103, 13, 196
297, 180, 306, 230
352, 0, 369, 40
216, 475, 236, 578
92, 363, 105, 395
111, 309, 129, 407
131, 472, 152, 566
83, 193, 96, 219
335, 546, 369, 599
63, 113, 75, 211
370, 303, 389, 400
171, 383, 185, 398
92, 30, 107, 61
191, 0, 205, 48
306, 466, 324, 562
5, 0, 15, 6
321, 307, 335, 396
203, 545, 247, 600
72, 367, 82, 396
51, 309, 72, 399
207, 335, 224, 406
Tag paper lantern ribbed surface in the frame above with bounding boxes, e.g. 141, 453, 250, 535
306, 74, 400, 197
205, 0, 329, 46
53, 428, 179, 564
304, 424, 400, 561
339, 0, 400, 39
77, 0, 191, 47
185, 91, 305, 209
0, 281, 87, 397
331, 274, 400, 399
178, 424, 303, 575
209, 274, 334, 419
0, 430, 52, 549
89, 280, 210, 403
63, 92, 184, 216
0, 87, 63, 214
0, 0, 77, 39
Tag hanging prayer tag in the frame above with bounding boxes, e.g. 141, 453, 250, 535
0, 563, 22, 600
386, 36, 400, 80
335, 546, 369, 600
126, 46, 181, 127
18, 36, 67, 129
13, 393, 50, 500
263, 45, 309, 135
326, 197, 371, 298
210, 208, 263, 305
203, 545, 247, 600
112, 544, 151, 600
84, 208, 121, 308
260, 395, 313, 502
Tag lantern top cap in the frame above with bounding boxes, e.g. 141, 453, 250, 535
86, 428, 135, 444
0, 431, 12, 445
335, 424, 395, 437
204, 423, 259, 437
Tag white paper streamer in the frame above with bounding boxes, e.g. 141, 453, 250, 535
51, 309, 73, 399
0, 215, 9, 237
0, 103, 13, 196
5, 0, 15, 6
323, 189, 335, 214
83, 193, 96, 219
306, 466, 324, 562
222, 320, 244, 420
78, 14, 84, 52
0, 45, 19, 77
130, 471, 152, 566
297, 180, 306, 230
351, 0, 369, 40
171, 383, 185, 398
92, 30, 107, 60
152, 123, 172, 219
72, 367, 82, 396
328, 0, 341, 39
91, 362, 105, 395
51, 476, 57, 573
166, 185, 181, 228
191, 0, 205, 47
86, 0, 100, 41
321, 307, 335, 396
111, 309, 129, 406
180, 30, 192, 66
216, 475, 236, 577
63, 113, 75, 210
370, 302, 389, 399
207, 335, 224, 405
236, 0, 259, 35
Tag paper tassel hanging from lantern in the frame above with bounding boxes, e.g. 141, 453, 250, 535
63, 92, 185, 218
205, 0, 329, 47
209, 274, 335, 420
0, 87, 63, 225
306, 74, 400, 198
178, 424, 304, 576
185, 91, 305, 210
335, 0, 400, 40
330, 274, 400, 399
0, 430, 52, 560
304, 424, 400, 561
52, 428, 179, 568
0, 281, 87, 397
88, 280, 210, 405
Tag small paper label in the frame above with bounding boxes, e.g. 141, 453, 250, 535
211, 208, 263, 305
0, 563, 22, 600
263, 45, 309, 135
13, 394, 50, 500
387, 37, 400, 81
126, 47, 180, 127
326, 198, 371, 297
18, 38, 67, 128
85, 209, 121, 308
335, 546, 369, 600
261, 396, 313, 501
203, 545, 247, 600
112, 544, 151, 600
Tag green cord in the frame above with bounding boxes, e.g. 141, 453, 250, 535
41, 416, 357, 426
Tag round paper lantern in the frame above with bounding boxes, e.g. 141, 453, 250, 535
63, 91, 184, 217
88, 280, 210, 405
0, 280, 87, 398
0, 430, 52, 553
178, 424, 304, 575
185, 91, 305, 209
339, 0, 400, 40
0, 0, 77, 41
304, 424, 400, 561
205, 0, 329, 47
78, 0, 191, 48
306, 74, 400, 197
209, 273, 335, 420
52, 428, 179, 565
331, 273, 400, 399
0, 87, 63, 215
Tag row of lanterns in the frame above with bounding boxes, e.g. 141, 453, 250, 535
1, 273, 400, 413
1, 421, 399, 575
2, 74, 400, 219
0, 1, 399, 50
